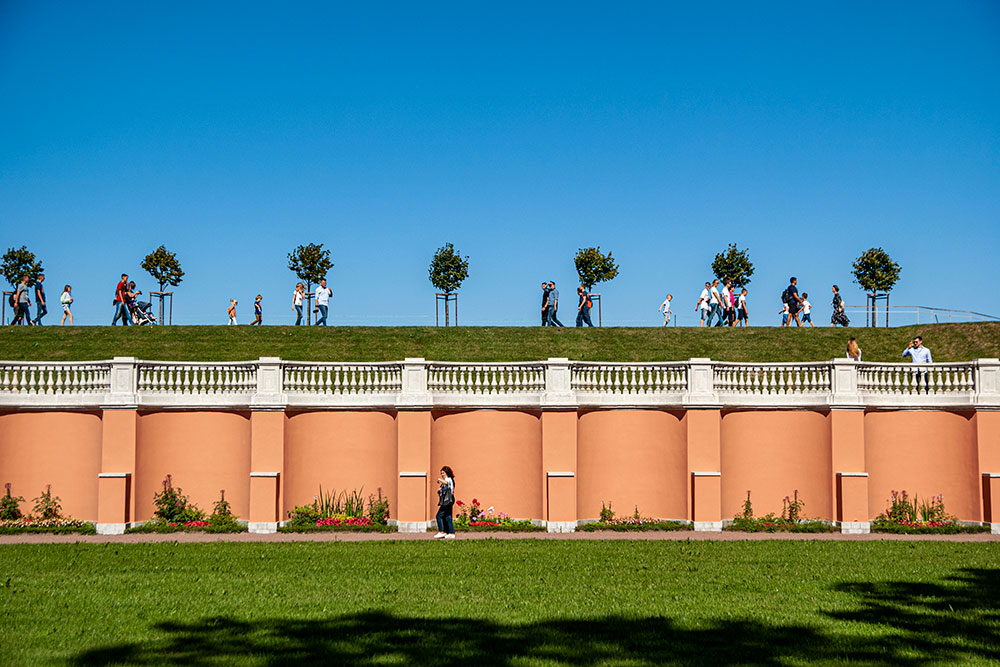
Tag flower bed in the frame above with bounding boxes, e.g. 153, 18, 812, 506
456, 519, 544, 532
578, 518, 691, 532
0, 518, 96, 535
279, 487, 394, 533
279, 514, 397, 533
870, 490, 988, 534
724, 517, 837, 533
125, 518, 246, 534
870, 519, 988, 535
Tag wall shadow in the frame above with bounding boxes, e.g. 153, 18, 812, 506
72, 568, 999, 666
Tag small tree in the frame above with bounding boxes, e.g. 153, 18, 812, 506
710, 244, 755, 288
140, 245, 185, 292
574, 247, 619, 290
428, 242, 469, 326
288, 243, 334, 325
1, 246, 44, 288
853, 248, 901, 326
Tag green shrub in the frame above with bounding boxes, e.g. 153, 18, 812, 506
1, 482, 25, 521
578, 520, 691, 532
152, 475, 205, 523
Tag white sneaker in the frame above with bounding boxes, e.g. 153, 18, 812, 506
444, 534, 456, 539
433, 532, 445, 538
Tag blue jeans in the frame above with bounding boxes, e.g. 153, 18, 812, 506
294, 305, 302, 325
32, 303, 47, 325
436, 504, 454, 534
111, 302, 130, 326
546, 306, 563, 327
576, 306, 593, 327
706, 303, 723, 327
315, 304, 328, 326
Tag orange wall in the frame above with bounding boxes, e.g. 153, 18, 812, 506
577, 410, 687, 520
721, 410, 833, 520
135, 411, 251, 521
431, 410, 542, 520
865, 411, 980, 521
283, 411, 397, 519
0, 412, 102, 521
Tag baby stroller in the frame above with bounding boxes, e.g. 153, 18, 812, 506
128, 297, 157, 325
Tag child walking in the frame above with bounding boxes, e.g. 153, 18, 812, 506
60, 285, 74, 326
779, 302, 789, 326
251, 295, 262, 325
227, 299, 238, 325
659, 294, 673, 326
801, 293, 814, 327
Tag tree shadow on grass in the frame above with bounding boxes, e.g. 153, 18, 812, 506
73, 568, 999, 666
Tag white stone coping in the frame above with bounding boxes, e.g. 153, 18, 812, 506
837, 472, 869, 478
691, 471, 722, 477
249, 472, 279, 478
546, 472, 575, 477
98, 472, 131, 478
399, 472, 427, 477
983, 473, 1000, 479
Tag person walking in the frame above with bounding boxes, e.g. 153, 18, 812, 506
292, 283, 304, 325
227, 299, 238, 325
847, 337, 862, 361
659, 293, 673, 326
31, 274, 47, 325
779, 302, 789, 325
540, 282, 550, 326
782, 277, 803, 327
830, 285, 850, 327
111, 274, 130, 326
12, 275, 31, 325
60, 285, 74, 326
576, 285, 594, 327
719, 280, 735, 327
696, 282, 711, 327
546, 281, 564, 327
434, 466, 456, 539
801, 293, 815, 327
736, 288, 749, 326
706, 279, 724, 327
251, 295, 263, 326
314, 278, 333, 326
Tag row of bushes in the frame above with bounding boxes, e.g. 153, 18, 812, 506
2, 481, 993, 536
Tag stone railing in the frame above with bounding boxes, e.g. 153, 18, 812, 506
0, 356, 997, 410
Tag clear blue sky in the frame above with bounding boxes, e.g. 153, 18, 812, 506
2, 1, 998, 326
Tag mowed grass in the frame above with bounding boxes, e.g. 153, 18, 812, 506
2, 322, 999, 362
1, 541, 998, 665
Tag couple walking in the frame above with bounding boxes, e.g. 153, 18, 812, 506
541, 281, 594, 327
292, 278, 333, 325
10, 274, 48, 326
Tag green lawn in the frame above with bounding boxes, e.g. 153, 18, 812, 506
1, 322, 999, 362
1, 541, 998, 665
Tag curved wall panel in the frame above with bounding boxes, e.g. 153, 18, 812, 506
0, 412, 102, 521
431, 410, 541, 520
720, 410, 832, 520
577, 410, 687, 521
865, 411, 979, 521
135, 411, 251, 521
283, 411, 397, 519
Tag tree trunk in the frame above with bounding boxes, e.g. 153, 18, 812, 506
445, 293, 450, 327
306, 281, 312, 326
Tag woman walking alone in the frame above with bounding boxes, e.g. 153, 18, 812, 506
434, 466, 456, 539
846, 337, 862, 361
292, 283, 304, 325
830, 285, 850, 327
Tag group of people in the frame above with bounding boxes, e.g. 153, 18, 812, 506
9, 274, 74, 326
695, 279, 750, 327
540, 281, 595, 327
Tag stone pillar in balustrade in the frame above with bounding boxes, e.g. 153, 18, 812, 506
974, 359, 1000, 533
396, 358, 433, 532
685, 358, 722, 531
829, 358, 869, 533
97, 357, 138, 535
542, 358, 577, 533
247, 357, 285, 533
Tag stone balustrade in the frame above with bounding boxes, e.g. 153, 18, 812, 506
0, 356, 997, 410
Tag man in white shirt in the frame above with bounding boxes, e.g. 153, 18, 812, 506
719, 280, 733, 327
903, 335, 933, 393
314, 278, 333, 326
696, 282, 711, 328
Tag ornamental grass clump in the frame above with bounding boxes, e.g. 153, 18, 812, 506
280, 485, 395, 532
872, 490, 987, 534
577, 501, 691, 532
726, 490, 835, 533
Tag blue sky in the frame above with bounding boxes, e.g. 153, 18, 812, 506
2, 2, 998, 326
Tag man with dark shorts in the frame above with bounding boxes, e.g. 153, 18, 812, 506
540, 282, 550, 326
783, 277, 803, 327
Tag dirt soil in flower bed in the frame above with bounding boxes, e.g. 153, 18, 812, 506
2, 530, 998, 544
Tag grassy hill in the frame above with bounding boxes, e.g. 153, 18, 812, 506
1, 323, 998, 363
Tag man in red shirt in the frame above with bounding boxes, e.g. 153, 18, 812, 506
111, 273, 130, 326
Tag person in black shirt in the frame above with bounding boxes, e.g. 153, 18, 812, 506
32, 274, 46, 325
541, 282, 550, 326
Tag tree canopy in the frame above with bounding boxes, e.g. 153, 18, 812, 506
140, 245, 185, 292
288, 243, 334, 290
711, 244, 755, 288
852, 248, 901, 294
574, 247, 619, 290
428, 243, 470, 294
1, 246, 44, 288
